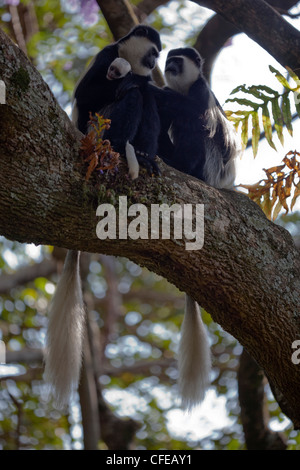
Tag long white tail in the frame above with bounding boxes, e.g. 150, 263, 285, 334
44, 250, 85, 407
178, 295, 211, 410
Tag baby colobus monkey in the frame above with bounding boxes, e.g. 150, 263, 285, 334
72, 25, 161, 176
106, 57, 131, 81
105, 58, 139, 180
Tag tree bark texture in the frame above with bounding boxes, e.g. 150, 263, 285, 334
0, 28, 300, 428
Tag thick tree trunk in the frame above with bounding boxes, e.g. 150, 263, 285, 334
0, 28, 300, 428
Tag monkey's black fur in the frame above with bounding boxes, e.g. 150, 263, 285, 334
154, 80, 210, 179
153, 47, 236, 187
102, 73, 161, 175
73, 25, 161, 174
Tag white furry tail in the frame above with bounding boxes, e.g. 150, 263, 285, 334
178, 295, 211, 410
125, 141, 139, 180
44, 250, 85, 408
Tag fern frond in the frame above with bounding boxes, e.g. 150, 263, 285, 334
226, 66, 300, 156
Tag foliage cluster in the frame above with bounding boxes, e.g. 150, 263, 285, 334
226, 66, 300, 219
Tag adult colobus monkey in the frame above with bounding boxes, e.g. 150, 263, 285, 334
152, 47, 238, 409
45, 26, 162, 407
72, 25, 161, 176
155, 47, 237, 189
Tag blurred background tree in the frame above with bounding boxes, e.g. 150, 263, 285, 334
0, 0, 299, 450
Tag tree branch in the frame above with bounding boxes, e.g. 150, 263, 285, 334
238, 349, 287, 450
193, 0, 300, 80
192, 0, 300, 73
95, 0, 139, 40
135, 0, 170, 18
1, 28, 300, 428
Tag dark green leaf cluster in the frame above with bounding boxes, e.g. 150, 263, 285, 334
226, 66, 300, 157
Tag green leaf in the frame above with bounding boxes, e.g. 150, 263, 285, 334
251, 111, 260, 157
247, 86, 271, 102
281, 94, 293, 136
227, 110, 251, 117
254, 85, 279, 96
262, 104, 276, 150
241, 116, 249, 150
285, 66, 300, 87
271, 97, 284, 146
226, 97, 260, 109
269, 65, 293, 90
230, 84, 270, 102
294, 95, 300, 118
230, 84, 247, 95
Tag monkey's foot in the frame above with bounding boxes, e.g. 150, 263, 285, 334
136, 151, 160, 176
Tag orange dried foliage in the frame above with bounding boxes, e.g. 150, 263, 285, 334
80, 113, 120, 180
239, 150, 300, 220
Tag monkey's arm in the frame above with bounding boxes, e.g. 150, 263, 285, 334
130, 82, 161, 175
151, 84, 198, 116
103, 86, 143, 155
188, 77, 211, 115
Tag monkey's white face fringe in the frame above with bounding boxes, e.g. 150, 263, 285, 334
44, 251, 85, 408
165, 57, 200, 95
178, 296, 211, 410
118, 36, 156, 76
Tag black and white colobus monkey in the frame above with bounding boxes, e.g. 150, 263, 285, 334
45, 26, 162, 407
151, 48, 238, 409
72, 25, 161, 176
155, 47, 237, 189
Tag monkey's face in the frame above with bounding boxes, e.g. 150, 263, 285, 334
106, 58, 131, 81
106, 64, 122, 80
118, 37, 159, 76
165, 55, 200, 95
165, 56, 184, 76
